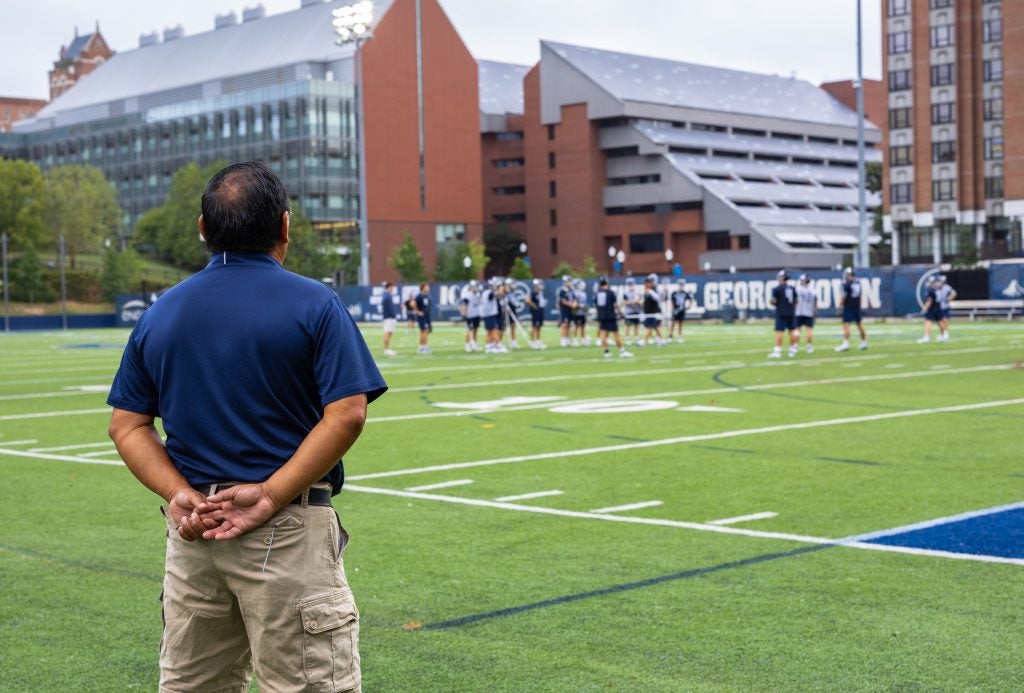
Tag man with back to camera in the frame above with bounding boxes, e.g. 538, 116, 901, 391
106, 161, 387, 692
621, 276, 642, 345
594, 275, 634, 359
836, 266, 868, 351
918, 275, 945, 344
557, 275, 576, 347
525, 277, 547, 349
459, 279, 481, 352
669, 278, 693, 344
413, 282, 432, 354
639, 273, 667, 347
381, 281, 399, 356
794, 273, 817, 353
935, 274, 957, 341
769, 269, 799, 358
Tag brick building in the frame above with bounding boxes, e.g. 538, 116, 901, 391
882, 0, 1023, 264
480, 43, 883, 277
0, 97, 47, 133
49, 25, 113, 100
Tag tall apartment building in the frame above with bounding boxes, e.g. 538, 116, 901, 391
0, 97, 48, 133
882, 0, 1023, 264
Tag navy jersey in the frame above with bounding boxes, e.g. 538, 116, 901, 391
671, 289, 691, 311
842, 279, 862, 311
595, 288, 617, 321
380, 292, 398, 319
414, 292, 430, 317
529, 289, 545, 314
558, 286, 575, 310
772, 283, 797, 317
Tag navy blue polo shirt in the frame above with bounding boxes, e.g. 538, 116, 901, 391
107, 252, 387, 494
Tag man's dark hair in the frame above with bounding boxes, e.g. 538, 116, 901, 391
201, 161, 291, 253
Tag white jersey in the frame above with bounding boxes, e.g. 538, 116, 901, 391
622, 287, 641, 315
937, 284, 955, 309
795, 285, 816, 318
460, 286, 481, 319
479, 289, 499, 318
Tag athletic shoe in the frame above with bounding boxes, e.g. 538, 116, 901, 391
464, 343, 473, 352
496, 344, 509, 353
571, 339, 580, 347
788, 346, 798, 358
917, 336, 930, 344
835, 342, 849, 352
806, 344, 814, 354
420, 346, 433, 354
509, 340, 519, 350
619, 349, 634, 358
583, 337, 592, 346
624, 337, 633, 345
560, 338, 569, 347
636, 339, 646, 347
656, 339, 666, 347
859, 341, 868, 350
939, 333, 949, 342
603, 350, 612, 359
383, 349, 397, 356
768, 350, 782, 359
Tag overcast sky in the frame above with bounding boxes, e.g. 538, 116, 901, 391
1, 0, 882, 101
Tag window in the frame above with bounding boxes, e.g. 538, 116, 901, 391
891, 182, 912, 204
737, 235, 750, 250
493, 186, 525, 196
889, 108, 912, 129
985, 177, 1004, 199
888, 32, 910, 54
607, 174, 661, 186
985, 137, 1004, 160
983, 59, 1003, 81
435, 224, 466, 245
887, 0, 909, 15
890, 145, 912, 166
930, 25, 954, 48
629, 233, 665, 254
930, 0, 952, 7
900, 224, 932, 260
550, 237, 558, 255
888, 69, 911, 91
549, 209, 557, 226
931, 63, 955, 86
984, 98, 1003, 121
494, 213, 526, 223
939, 220, 960, 257
931, 102, 955, 124
496, 131, 523, 141
549, 180, 557, 198
983, 20, 1002, 42
548, 151, 556, 169
932, 141, 956, 163
933, 179, 956, 202
547, 124, 555, 141
493, 158, 524, 168
706, 231, 731, 251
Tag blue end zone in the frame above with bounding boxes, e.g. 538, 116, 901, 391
865, 508, 1024, 560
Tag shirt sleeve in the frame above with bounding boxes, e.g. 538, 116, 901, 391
106, 332, 160, 416
314, 296, 388, 407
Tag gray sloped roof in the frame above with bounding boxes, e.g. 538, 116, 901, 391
35, 1, 394, 119
545, 41, 868, 129
478, 60, 530, 115
64, 33, 95, 60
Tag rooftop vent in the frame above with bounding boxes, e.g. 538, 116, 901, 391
242, 5, 267, 22
163, 25, 185, 41
215, 11, 238, 29
139, 31, 160, 48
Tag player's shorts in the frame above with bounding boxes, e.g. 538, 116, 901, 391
775, 315, 796, 332
941, 308, 951, 320
672, 309, 686, 322
796, 316, 815, 328
643, 317, 661, 329
530, 310, 544, 328
624, 315, 640, 326
465, 316, 480, 330
573, 315, 586, 326
926, 307, 943, 322
598, 318, 618, 333
382, 318, 397, 333
559, 309, 573, 325
497, 313, 507, 330
483, 315, 500, 331
842, 306, 862, 323
417, 317, 432, 332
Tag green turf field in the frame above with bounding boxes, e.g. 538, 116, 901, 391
1, 319, 1023, 691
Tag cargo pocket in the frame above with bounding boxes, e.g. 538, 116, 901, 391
298, 588, 360, 691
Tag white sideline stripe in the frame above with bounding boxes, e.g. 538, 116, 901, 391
30, 441, 119, 452
0, 408, 110, 421
0, 447, 121, 466
0, 439, 38, 447
345, 485, 1024, 566
351, 397, 1024, 481
708, 512, 778, 526
404, 479, 474, 492
591, 500, 663, 514
78, 449, 122, 458
842, 500, 1024, 543
366, 363, 1014, 424
493, 490, 564, 502
0, 390, 105, 402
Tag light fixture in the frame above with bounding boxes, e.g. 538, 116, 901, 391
332, 1, 375, 45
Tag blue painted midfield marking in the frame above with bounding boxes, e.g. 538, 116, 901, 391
866, 508, 1024, 559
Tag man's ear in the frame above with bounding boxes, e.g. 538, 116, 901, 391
198, 214, 206, 242
280, 211, 290, 245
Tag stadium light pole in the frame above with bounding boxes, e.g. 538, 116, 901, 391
59, 235, 68, 331
2, 232, 9, 332
855, 0, 869, 269
333, 1, 375, 286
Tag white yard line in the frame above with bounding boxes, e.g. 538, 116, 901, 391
0, 447, 121, 466
0, 390, 106, 402
0, 408, 110, 421
591, 501, 664, 514
493, 490, 564, 502
351, 397, 1024, 481
366, 363, 1015, 424
0, 439, 38, 447
404, 479, 474, 492
78, 450, 122, 458
29, 441, 119, 452
708, 512, 778, 526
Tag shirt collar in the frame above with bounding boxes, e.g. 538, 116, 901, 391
205, 252, 281, 269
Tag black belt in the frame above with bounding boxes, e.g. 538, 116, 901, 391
192, 483, 333, 507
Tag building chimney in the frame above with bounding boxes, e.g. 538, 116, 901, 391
214, 11, 238, 30
242, 5, 267, 22
162, 25, 185, 41
139, 31, 160, 48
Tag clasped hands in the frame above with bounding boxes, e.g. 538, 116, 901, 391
167, 484, 283, 542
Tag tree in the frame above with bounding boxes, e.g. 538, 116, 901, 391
434, 239, 489, 281
483, 223, 524, 275
388, 232, 427, 283
11, 241, 52, 303
508, 256, 533, 280
865, 162, 882, 193
101, 246, 141, 300
551, 260, 576, 278
44, 165, 123, 268
579, 256, 599, 278
0, 159, 47, 250
283, 205, 337, 281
